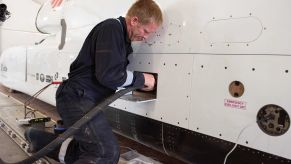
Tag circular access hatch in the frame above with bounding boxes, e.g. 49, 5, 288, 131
257, 104, 290, 136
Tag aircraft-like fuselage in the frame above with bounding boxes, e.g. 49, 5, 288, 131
0, 0, 291, 163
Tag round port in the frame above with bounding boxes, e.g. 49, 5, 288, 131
229, 81, 244, 98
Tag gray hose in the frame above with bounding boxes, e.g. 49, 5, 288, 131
0, 86, 138, 164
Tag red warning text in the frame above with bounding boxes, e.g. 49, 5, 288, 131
224, 99, 246, 110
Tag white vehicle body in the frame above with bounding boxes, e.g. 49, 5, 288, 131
0, 0, 291, 163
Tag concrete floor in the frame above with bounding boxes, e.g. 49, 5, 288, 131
0, 129, 28, 163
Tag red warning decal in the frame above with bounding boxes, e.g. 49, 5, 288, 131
224, 99, 247, 110
51, 0, 63, 8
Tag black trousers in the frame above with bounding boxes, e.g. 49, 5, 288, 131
56, 81, 120, 164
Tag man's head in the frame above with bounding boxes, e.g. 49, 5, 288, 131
125, 0, 163, 41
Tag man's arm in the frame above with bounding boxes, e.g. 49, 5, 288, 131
120, 71, 155, 91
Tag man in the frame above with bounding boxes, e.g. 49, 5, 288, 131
25, 0, 163, 163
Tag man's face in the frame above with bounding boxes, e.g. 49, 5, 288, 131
128, 17, 159, 41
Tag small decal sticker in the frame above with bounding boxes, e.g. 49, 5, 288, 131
36, 73, 39, 80
54, 72, 59, 80
224, 99, 246, 110
46, 75, 53, 83
40, 74, 45, 82
51, 0, 63, 8
1, 64, 7, 72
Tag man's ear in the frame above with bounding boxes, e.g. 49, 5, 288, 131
131, 16, 139, 26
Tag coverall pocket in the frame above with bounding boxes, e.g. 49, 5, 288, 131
75, 88, 85, 97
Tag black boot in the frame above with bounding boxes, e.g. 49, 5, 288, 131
24, 127, 60, 161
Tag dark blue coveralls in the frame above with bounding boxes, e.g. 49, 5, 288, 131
55, 16, 145, 164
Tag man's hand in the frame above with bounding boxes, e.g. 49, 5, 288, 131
141, 73, 155, 91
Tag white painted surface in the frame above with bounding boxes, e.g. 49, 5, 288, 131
0, 0, 291, 160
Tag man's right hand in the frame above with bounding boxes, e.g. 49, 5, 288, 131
141, 73, 155, 91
